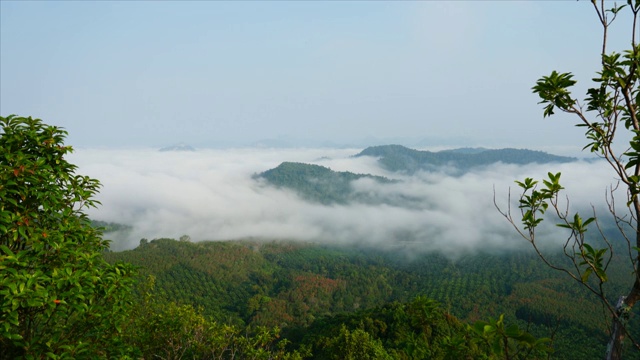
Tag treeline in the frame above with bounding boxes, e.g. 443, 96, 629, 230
104, 238, 640, 359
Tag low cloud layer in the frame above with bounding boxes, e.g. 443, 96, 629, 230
69, 148, 623, 256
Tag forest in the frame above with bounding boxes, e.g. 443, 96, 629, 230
98, 237, 639, 359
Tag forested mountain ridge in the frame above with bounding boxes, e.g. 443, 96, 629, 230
256, 162, 396, 205
255, 146, 577, 206
104, 238, 640, 359
355, 145, 577, 173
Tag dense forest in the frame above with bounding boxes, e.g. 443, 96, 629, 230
104, 237, 640, 359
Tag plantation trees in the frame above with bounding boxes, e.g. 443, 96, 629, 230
497, 1, 640, 359
0, 115, 136, 358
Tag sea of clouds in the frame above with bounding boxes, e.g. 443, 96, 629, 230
68, 147, 626, 256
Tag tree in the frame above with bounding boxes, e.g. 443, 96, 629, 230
0, 115, 136, 358
322, 325, 393, 360
496, 1, 639, 359
124, 276, 310, 360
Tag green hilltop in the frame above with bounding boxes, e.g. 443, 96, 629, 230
256, 161, 397, 205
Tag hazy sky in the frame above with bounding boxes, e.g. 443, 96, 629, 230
0, 1, 634, 152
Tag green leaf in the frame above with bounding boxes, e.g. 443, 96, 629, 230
581, 268, 593, 283
0, 244, 15, 256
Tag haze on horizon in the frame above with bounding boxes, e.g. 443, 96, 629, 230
0, 1, 632, 156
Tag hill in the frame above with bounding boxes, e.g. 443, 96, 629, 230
255, 162, 397, 205
355, 145, 577, 173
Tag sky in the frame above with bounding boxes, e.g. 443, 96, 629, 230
1, 1, 635, 154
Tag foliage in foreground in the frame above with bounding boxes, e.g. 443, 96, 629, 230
0, 115, 136, 358
122, 276, 310, 360
294, 296, 551, 360
497, 1, 640, 359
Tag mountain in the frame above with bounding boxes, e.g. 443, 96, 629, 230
159, 144, 195, 152
355, 145, 577, 173
256, 162, 397, 205
255, 146, 577, 206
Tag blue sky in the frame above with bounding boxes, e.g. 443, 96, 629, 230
0, 1, 633, 152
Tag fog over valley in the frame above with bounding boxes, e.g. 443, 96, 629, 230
1, 0, 633, 257
69, 146, 615, 256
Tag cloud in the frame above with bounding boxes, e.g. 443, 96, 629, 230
68, 148, 624, 256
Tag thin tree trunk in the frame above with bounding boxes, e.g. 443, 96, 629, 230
606, 296, 627, 360
606, 278, 640, 359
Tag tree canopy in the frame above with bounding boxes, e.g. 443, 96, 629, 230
0, 115, 136, 358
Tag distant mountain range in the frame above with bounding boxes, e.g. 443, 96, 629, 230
159, 144, 196, 152
355, 145, 576, 173
256, 145, 577, 206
